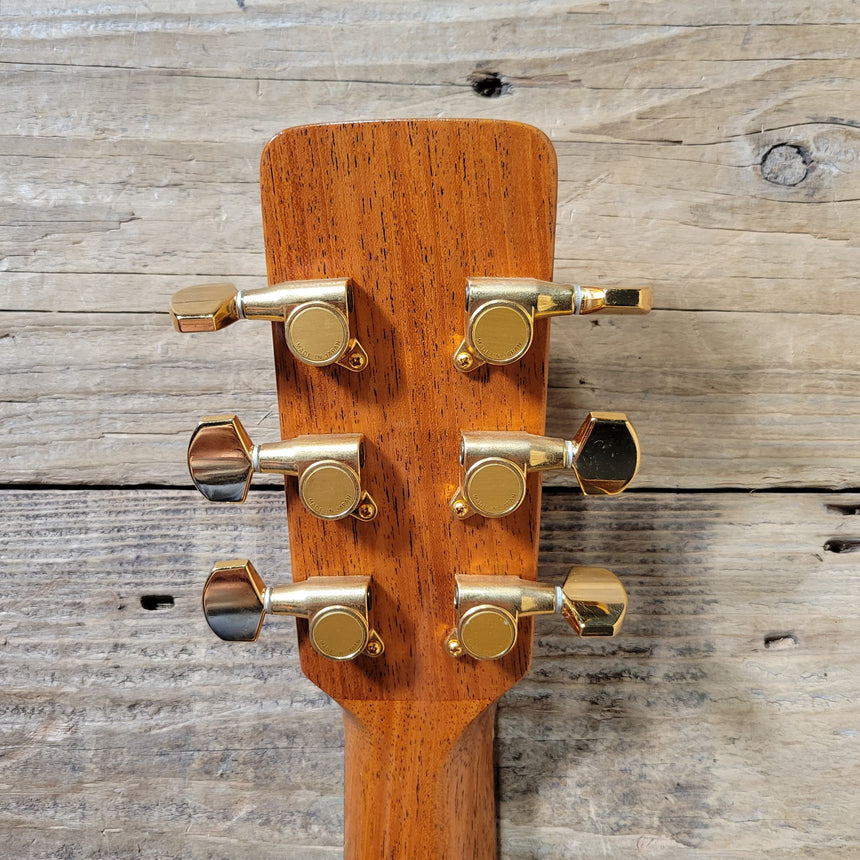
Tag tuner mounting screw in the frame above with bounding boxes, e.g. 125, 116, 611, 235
452, 500, 470, 519
348, 351, 366, 370
353, 493, 378, 521
364, 638, 384, 658
445, 634, 464, 658
455, 351, 474, 371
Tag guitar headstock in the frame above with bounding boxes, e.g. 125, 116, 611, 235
170, 119, 649, 857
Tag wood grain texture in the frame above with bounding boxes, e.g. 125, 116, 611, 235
260, 119, 555, 858
261, 120, 555, 701
1, 489, 858, 858
5, 308, 860, 489
342, 701, 496, 859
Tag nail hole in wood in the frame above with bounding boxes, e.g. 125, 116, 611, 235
140, 594, 175, 610
764, 632, 798, 650
826, 504, 860, 516
761, 144, 811, 186
469, 72, 510, 98
824, 538, 860, 554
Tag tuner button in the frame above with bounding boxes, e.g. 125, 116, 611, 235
447, 571, 628, 659
560, 566, 627, 636
298, 461, 362, 520
457, 605, 519, 660
452, 421, 639, 519
203, 560, 266, 641
455, 278, 651, 370
462, 457, 527, 518
467, 300, 533, 365
309, 606, 369, 660
170, 283, 241, 333
578, 286, 652, 315
188, 415, 254, 502
570, 412, 640, 496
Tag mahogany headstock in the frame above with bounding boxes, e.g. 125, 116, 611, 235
260, 118, 555, 704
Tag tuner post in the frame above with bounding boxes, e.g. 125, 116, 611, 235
187, 414, 378, 522
202, 560, 385, 660
169, 277, 369, 372
449, 412, 640, 519
453, 277, 651, 371
445, 568, 627, 660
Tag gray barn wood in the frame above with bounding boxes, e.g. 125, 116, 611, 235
1, 490, 857, 858
1, 2, 858, 857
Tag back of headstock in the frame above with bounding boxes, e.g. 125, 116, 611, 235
262, 119, 555, 704
171, 119, 649, 859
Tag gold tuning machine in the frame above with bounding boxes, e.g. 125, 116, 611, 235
450, 412, 640, 519
170, 278, 369, 372
445, 567, 628, 660
453, 277, 651, 371
188, 414, 378, 522
202, 559, 385, 661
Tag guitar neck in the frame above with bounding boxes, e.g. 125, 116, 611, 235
343, 700, 496, 858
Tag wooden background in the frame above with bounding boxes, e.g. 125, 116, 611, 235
2, 1, 859, 857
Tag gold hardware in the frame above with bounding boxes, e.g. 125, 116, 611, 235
354, 495, 377, 521
458, 457, 527, 518
454, 351, 474, 371
454, 277, 651, 371
445, 636, 465, 658
170, 278, 369, 372
559, 566, 627, 637
202, 559, 384, 660
187, 414, 378, 521
456, 605, 519, 660
446, 567, 627, 660
449, 412, 640, 518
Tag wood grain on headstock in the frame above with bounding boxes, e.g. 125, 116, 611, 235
260, 120, 556, 859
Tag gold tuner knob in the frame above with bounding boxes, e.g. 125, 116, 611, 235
187, 414, 378, 522
169, 277, 369, 372
445, 568, 627, 660
453, 277, 651, 371
202, 560, 384, 660
449, 412, 639, 519
559, 566, 627, 637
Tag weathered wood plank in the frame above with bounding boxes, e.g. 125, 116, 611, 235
0, 488, 857, 858
3, 309, 859, 488
4, 129, 860, 316
5, 3, 860, 79
3, 5, 860, 492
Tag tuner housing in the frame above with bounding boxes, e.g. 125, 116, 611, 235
449, 412, 640, 519
170, 277, 369, 372
454, 277, 651, 371
446, 567, 628, 660
188, 414, 378, 521
202, 559, 385, 661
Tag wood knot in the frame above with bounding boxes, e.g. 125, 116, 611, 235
761, 144, 811, 186
140, 594, 175, 610
824, 537, 860, 554
469, 71, 511, 98
764, 632, 798, 650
